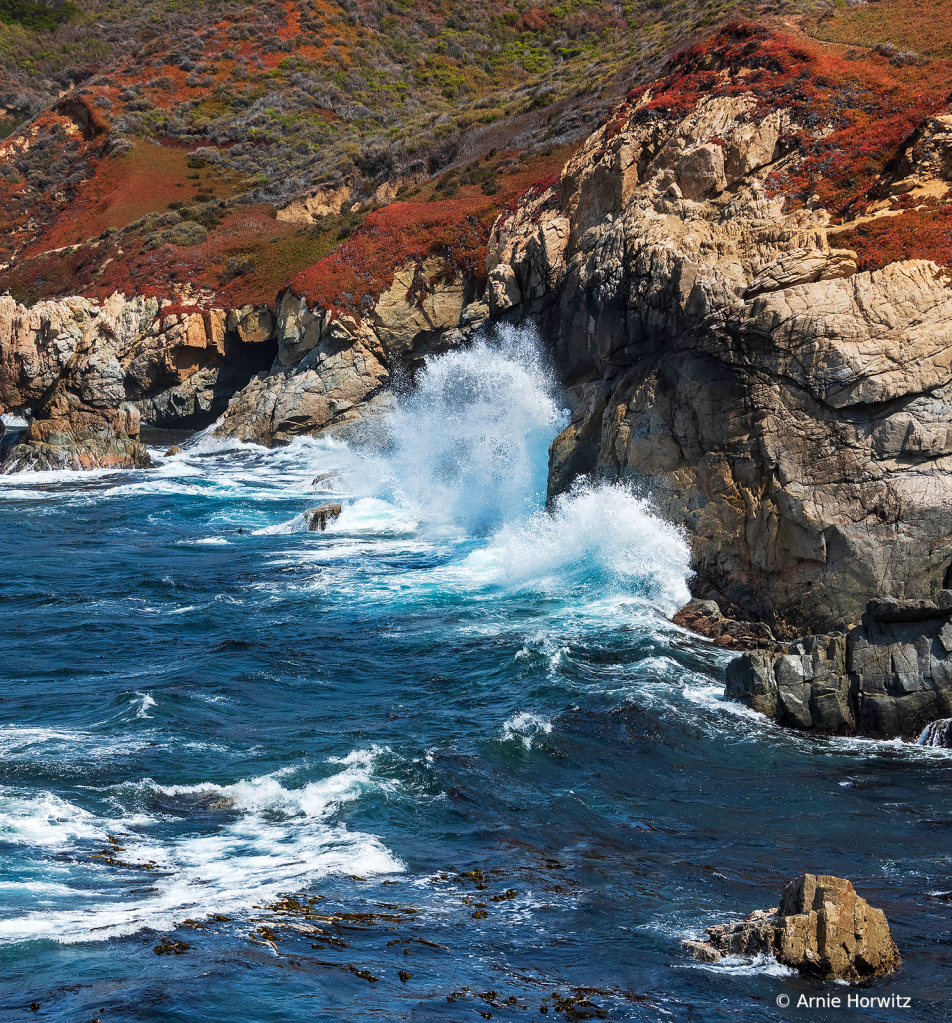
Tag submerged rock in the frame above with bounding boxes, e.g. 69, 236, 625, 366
683, 873, 901, 982
725, 594, 952, 738
307, 503, 342, 532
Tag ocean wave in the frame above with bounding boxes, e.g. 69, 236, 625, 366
0, 750, 403, 945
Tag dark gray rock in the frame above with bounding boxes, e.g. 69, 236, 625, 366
917, 717, 952, 747
725, 594, 952, 737
726, 633, 852, 732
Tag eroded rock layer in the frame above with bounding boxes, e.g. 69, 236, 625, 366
0, 293, 275, 471
725, 595, 952, 737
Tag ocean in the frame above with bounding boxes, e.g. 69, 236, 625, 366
1, 330, 949, 1021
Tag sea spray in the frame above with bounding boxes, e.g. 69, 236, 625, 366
368, 326, 565, 534
481, 481, 692, 613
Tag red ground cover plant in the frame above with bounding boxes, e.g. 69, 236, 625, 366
290, 149, 573, 319
621, 22, 952, 221
836, 200, 952, 274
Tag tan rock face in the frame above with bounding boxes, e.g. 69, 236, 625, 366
775, 875, 901, 981
215, 301, 390, 445
682, 873, 901, 982
275, 184, 353, 225
0, 292, 276, 470
217, 255, 479, 446
498, 88, 952, 631
370, 258, 466, 356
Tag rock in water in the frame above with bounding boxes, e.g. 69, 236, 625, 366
306, 503, 342, 532
917, 718, 952, 747
725, 594, 952, 738
682, 874, 901, 982
672, 598, 779, 651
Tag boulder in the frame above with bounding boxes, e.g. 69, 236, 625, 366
306, 503, 342, 532
683, 874, 901, 982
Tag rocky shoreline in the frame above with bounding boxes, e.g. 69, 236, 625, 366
3, 24, 952, 741
723, 594, 952, 741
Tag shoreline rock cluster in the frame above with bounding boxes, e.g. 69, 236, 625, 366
0, 294, 276, 474
4, 30, 952, 661
725, 594, 952, 739
683, 873, 902, 983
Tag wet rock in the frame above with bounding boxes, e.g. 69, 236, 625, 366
916, 717, 952, 747
0, 399, 152, 473
683, 873, 901, 982
725, 594, 952, 737
672, 598, 779, 651
307, 503, 342, 532
153, 938, 191, 955
725, 633, 852, 733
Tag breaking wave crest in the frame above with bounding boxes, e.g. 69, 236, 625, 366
0, 750, 402, 945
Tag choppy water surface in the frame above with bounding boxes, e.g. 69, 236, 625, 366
1, 332, 949, 1021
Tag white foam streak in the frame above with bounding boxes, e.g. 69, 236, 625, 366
501, 712, 553, 749
0, 751, 403, 945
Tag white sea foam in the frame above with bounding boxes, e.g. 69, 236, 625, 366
0, 750, 403, 944
500, 712, 553, 749
133, 693, 156, 720
681, 951, 797, 978
461, 482, 692, 613
0, 726, 150, 761
356, 327, 565, 535
0, 788, 112, 849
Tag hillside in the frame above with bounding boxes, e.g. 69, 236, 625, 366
0, 0, 805, 310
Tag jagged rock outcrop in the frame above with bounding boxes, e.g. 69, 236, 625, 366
672, 598, 779, 651
0, 292, 275, 471
215, 265, 483, 446
214, 296, 391, 445
725, 595, 952, 737
482, 85, 952, 633
275, 184, 353, 226
683, 873, 901, 982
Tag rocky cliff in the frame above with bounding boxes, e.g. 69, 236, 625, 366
0, 292, 275, 471
5, 16, 952, 648
484, 25, 952, 633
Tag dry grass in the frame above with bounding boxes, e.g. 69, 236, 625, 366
814, 0, 952, 59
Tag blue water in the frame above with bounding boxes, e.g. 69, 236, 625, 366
1, 334, 950, 1021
